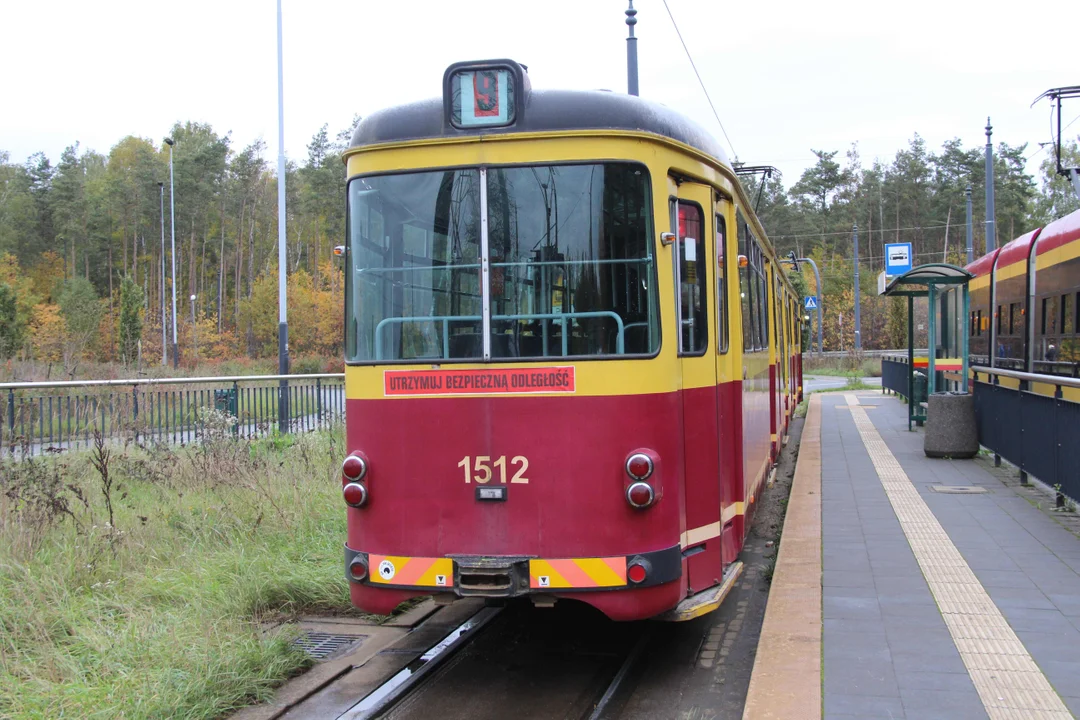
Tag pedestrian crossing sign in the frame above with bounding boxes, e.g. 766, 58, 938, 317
804, 296, 819, 310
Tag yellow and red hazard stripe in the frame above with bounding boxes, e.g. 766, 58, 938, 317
368, 554, 454, 588
528, 557, 628, 589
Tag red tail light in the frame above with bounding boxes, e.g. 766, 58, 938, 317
625, 453, 653, 481
627, 560, 648, 584
626, 481, 655, 509
349, 558, 369, 581
343, 482, 368, 508
343, 454, 367, 482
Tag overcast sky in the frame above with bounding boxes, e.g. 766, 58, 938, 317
2, 0, 1076, 188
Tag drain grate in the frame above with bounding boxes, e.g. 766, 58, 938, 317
293, 631, 365, 660
929, 485, 989, 494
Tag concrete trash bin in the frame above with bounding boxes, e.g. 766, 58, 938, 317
924, 391, 978, 459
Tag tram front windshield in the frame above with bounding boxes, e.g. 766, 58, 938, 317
346, 163, 658, 362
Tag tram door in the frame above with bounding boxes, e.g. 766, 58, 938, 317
672, 180, 724, 593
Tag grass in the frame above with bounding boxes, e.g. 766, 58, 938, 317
0, 419, 364, 720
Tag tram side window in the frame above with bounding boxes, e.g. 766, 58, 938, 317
758, 255, 770, 348
1062, 294, 1073, 335
716, 214, 728, 353
737, 210, 753, 351
677, 201, 707, 355
1044, 296, 1060, 335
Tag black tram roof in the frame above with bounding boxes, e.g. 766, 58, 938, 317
349, 88, 731, 168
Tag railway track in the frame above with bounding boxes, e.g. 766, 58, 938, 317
257, 418, 805, 720
289, 599, 655, 720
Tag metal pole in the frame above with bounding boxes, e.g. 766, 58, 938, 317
276, 0, 290, 433
853, 223, 861, 350
965, 186, 973, 265
928, 281, 937, 396
190, 294, 198, 363
801, 257, 823, 355
907, 295, 914, 431
159, 182, 167, 366
165, 138, 179, 369
625, 1, 638, 96
985, 118, 996, 253
962, 285, 970, 392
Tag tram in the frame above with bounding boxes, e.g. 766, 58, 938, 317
340, 60, 803, 621
965, 208, 1080, 381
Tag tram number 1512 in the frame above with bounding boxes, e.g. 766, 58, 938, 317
458, 455, 529, 484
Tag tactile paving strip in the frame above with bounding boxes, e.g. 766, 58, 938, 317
843, 394, 1074, 720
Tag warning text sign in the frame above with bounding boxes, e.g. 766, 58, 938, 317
384, 366, 576, 396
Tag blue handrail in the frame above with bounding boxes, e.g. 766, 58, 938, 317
373, 311, 626, 360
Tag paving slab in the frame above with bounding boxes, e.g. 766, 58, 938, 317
744, 391, 1080, 720
821, 392, 1080, 720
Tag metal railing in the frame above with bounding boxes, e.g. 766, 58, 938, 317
969, 355, 1080, 379
1, 373, 345, 456
969, 365, 1079, 499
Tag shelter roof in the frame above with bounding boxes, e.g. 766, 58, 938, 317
883, 263, 973, 296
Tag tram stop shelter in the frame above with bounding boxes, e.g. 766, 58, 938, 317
881, 263, 974, 430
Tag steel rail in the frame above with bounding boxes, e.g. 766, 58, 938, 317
336, 606, 502, 720
586, 625, 654, 720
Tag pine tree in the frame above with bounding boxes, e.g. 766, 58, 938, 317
118, 275, 144, 367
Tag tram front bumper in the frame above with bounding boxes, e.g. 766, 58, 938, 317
344, 544, 682, 597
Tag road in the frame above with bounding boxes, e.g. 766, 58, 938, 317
804, 374, 881, 393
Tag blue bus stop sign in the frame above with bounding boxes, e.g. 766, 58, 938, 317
885, 242, 913, 276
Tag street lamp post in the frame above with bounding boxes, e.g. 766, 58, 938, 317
783, 252, 823, 355
158, 181, 167, 365
190, 294, 198, 363
164, 137, 179, 368
276, 0, 290, 432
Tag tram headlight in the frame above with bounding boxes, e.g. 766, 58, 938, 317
342, 453, 368, 482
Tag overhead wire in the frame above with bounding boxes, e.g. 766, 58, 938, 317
771, 222, 993, 240
661, 0, 738, 161
1026, 110, 1080, 163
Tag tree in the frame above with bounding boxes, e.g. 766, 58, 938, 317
57, 277, 102, 374
1031, 138, 1080, 225
0, 283, 20, 358
118, 275, 144, 367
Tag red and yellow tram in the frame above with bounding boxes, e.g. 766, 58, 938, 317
339, 60, 803, 621
965, 207, 1080, 392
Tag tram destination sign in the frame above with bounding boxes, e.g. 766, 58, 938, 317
384, 366, 575, 396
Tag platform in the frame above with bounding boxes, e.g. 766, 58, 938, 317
744, 391, 1080, 720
